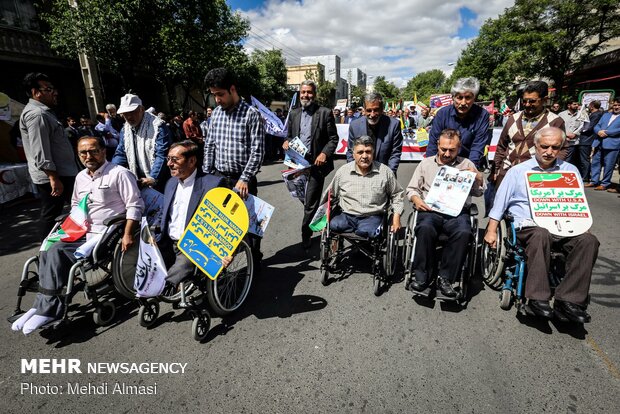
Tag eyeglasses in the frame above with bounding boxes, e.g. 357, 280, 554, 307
78, 149, 102, 157
38, 87, 56, 93
166, 156, 185, 163
523, 99, 541, 104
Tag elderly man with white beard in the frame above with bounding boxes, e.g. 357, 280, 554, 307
112, 93, 172, 191
346, 92, 403, 176
284, 80, 339, 253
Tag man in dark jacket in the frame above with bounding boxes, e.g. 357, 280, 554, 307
579, 100, 604, 181
346, 92, 403, 176
284, 80, 339, 251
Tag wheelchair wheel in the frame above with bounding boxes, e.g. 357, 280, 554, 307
320, 230, 330, 262
191, 310, 211, 342
499, 289, 512, 310
481, 220, 506, 290
402, 212, 415, 266
93, 301, 116, 326
320, 266, 330, 286
383, 231, 398, 277
112, 232, 140, 299
138, 299, 160, 328
205, 240, 253, 316
373, 274, 382, 296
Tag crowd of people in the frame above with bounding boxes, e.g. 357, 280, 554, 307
10, 67, 615, 334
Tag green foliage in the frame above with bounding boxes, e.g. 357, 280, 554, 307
249, 49, 288, 105
304, 69, 336, 107
449, 0, 620, 101
401, 69, 446, 103
373, 76, 400, 100
40, 0, 249, 94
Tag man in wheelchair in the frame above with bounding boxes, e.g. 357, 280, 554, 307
11, 136, 143, 334
485, 127, 599, 323
405, 128, 484, 297
324, 135, 403, 239
159, 140, 232, 288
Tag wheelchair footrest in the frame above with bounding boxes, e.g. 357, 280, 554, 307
410, 285, 434, 299
435, 290, 461, 303
7, 312, 24, 324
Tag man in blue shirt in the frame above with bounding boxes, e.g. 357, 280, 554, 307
425, 77, 489, 169
485, 127, 599, 323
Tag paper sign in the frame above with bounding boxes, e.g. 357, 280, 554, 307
526, 172, 592, 236
424, 166, 476, 216
244, 194, 275, 237
178, 188, 248, 280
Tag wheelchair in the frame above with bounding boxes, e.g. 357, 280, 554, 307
401, 205, 479, 304
8, 213, 139, 330
480, 215, 581, 322
319, 203, 399, 296
137, 238, 254, 341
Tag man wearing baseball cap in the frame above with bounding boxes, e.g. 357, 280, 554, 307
112, 93, 171, 190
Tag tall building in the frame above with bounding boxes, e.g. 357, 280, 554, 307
300, 55, 341, 83
286, 63, 325, 91
341, 68, 367, 89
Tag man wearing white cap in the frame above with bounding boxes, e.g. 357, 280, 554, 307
112, 93, 171, 189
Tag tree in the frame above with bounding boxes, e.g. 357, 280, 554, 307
373, 76, 400, 101
449, 0, 620, 101
250, 49, 288, 105
402, 70, 446, 103
40, 0, 249, 109
304, 69, 336, 107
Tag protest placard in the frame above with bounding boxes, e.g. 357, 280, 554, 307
526, 172, 592, 237
424, 166, 476, 216
244, 194, 275, 238
178, 188, 249, 280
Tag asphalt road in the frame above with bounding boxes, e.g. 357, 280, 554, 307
1, 159, 619, 413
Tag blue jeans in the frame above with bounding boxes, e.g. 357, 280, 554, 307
330, 213, 383, 238
590, 148, 619, 187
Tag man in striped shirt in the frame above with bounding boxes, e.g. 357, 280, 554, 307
202, 67, 265, 261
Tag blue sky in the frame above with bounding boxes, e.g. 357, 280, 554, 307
227, 1, 514, 86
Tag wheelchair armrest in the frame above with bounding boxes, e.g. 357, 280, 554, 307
103, 214, 126, 226
503, 213, 515, 223
55, 213, 70, 222
468, 204, 479, 217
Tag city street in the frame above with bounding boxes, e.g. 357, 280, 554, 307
1, 159, 619, 413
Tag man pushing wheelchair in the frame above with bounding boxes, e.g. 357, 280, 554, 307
484, 127, 599, 323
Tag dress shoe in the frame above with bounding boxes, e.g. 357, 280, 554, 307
408, 278, 428, 292
584, 183, 597, 188
528, 299, 554, 319
437, 277, 457, 298
554, 300, 591, 323
593, 185, 607, 191
607, 188, 619, 193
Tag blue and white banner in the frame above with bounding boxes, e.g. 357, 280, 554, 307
251, 96, 287, 138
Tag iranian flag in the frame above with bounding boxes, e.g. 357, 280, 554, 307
40, 195, 90, 251
309, 191, 331, 232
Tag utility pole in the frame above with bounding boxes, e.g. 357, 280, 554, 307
347, 69, 352, 108
69, 0, 105, 119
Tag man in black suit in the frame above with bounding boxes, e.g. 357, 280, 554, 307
579, 100, 604, 182
284, 80, 339, 252
159, 140, 229, 286
346, 92, 403, 176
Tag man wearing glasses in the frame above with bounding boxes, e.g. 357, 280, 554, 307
20, 72, 79, 238
493, 81, 566, 188
159, 140, 230, 286
12, 135, 143, 334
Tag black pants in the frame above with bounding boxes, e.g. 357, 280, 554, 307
36, 176, 75, 239
159, 238, 195, 287
302, 166, 325, 243
413, 211, 471, 283
565, 145, 591, 181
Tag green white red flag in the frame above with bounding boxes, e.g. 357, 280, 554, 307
40, 195, 90, 251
